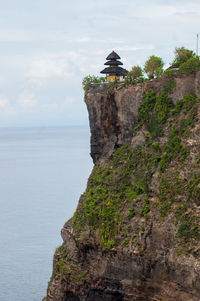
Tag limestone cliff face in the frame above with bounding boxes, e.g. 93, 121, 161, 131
44, 72, 200, 301
86, 72, 200, 163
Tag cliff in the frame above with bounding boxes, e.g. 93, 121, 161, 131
44, 71, 200, 301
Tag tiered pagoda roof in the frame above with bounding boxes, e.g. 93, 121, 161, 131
104, 60, 123, 66
106, 51, 121, 60
100, 51, 128, 77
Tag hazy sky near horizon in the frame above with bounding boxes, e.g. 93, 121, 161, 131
0, 0, 199, 127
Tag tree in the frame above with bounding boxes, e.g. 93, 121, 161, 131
144, 55, 164, 79
131, 65, 143, 80
123, 65, 144, 85
172, 47, 196, 67
178, 57, 200, 74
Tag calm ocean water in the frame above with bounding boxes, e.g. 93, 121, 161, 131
0, 127, 93, 301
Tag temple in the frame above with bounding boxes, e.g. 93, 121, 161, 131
100, 51, 128, 82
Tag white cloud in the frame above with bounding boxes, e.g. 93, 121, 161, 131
0, 97, 15, 114
124, 2, 200, 20
26, 52, 83, 80
40, 103, 59, 112
40, 96, 78, 112
76, 37, 91, 43
118, 45, 155, 51
18, 91, 38, 112
0, 29, 31, 42
0, 98, 9, 108
27, 58, 66, 79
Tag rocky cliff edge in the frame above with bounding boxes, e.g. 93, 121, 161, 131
44, 71, 200, 301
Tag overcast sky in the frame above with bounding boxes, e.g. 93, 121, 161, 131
0, 0, 199, 127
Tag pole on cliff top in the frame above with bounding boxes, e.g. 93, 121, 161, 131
197, 33, 199, 56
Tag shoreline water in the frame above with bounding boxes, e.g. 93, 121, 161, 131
0, 126, 93, 301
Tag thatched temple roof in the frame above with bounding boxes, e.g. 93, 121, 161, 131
101, 51, 128, 76
104, 60, 123, 66
106, 51, 121, 60
100, 66, 128, 76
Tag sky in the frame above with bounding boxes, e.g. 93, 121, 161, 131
0, 0, 200, 127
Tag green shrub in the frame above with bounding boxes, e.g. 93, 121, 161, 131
57, 261, 69, 279
122, 239, 129, 245
138, 91, 157, 121
73, 272, 86, 282
172, 47, 196, 67
146, 114, 162, 138
138, 91, 174, 138
187, 176, 200, 202
82, 75, 106, 92
127, 208, 135, 220
156, 92, 173, 124
113, 145, 132, 167
123, 66, 144, 86
160, 201, 172, 218
175, 204, 187, 224
171, 94, 198, 121
151, 142, 161, 151
131, 65, 143, 79
123, 71, 134, 85
107, 78, 119, 90
103, 240, 116, 249
140, 198, 150, 218
163, 68, 177, 77
144, 55, 164, 79
177, 221, 199, 240
158, 126, 190, 172
134, 176, 150, 196
140, 226, 145, 234
164, 79, 176, 94
159, 175, 184, 202
179, 57, 200, 74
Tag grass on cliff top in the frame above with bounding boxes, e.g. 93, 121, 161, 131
72, 89, 200, 251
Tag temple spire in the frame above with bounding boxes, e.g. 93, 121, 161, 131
100, 51, 128, 82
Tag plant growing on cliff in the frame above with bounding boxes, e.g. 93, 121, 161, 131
72, 143, 162, 247
178, 57, 200, 74
144, 55, 164, 79
140, 198, 150, 218
131, 65, 143, 80
82, 75, 106, 92
169, 47, 200, 74
107, 78, 119, 91
138, 90, 173, 138
172, 47, 196, 67
123, 66, 144, 86
163, 47, 200, 76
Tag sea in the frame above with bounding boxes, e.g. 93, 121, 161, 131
0, 126, 93, 301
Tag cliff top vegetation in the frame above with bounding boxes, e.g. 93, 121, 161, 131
82, 46, 200, 92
